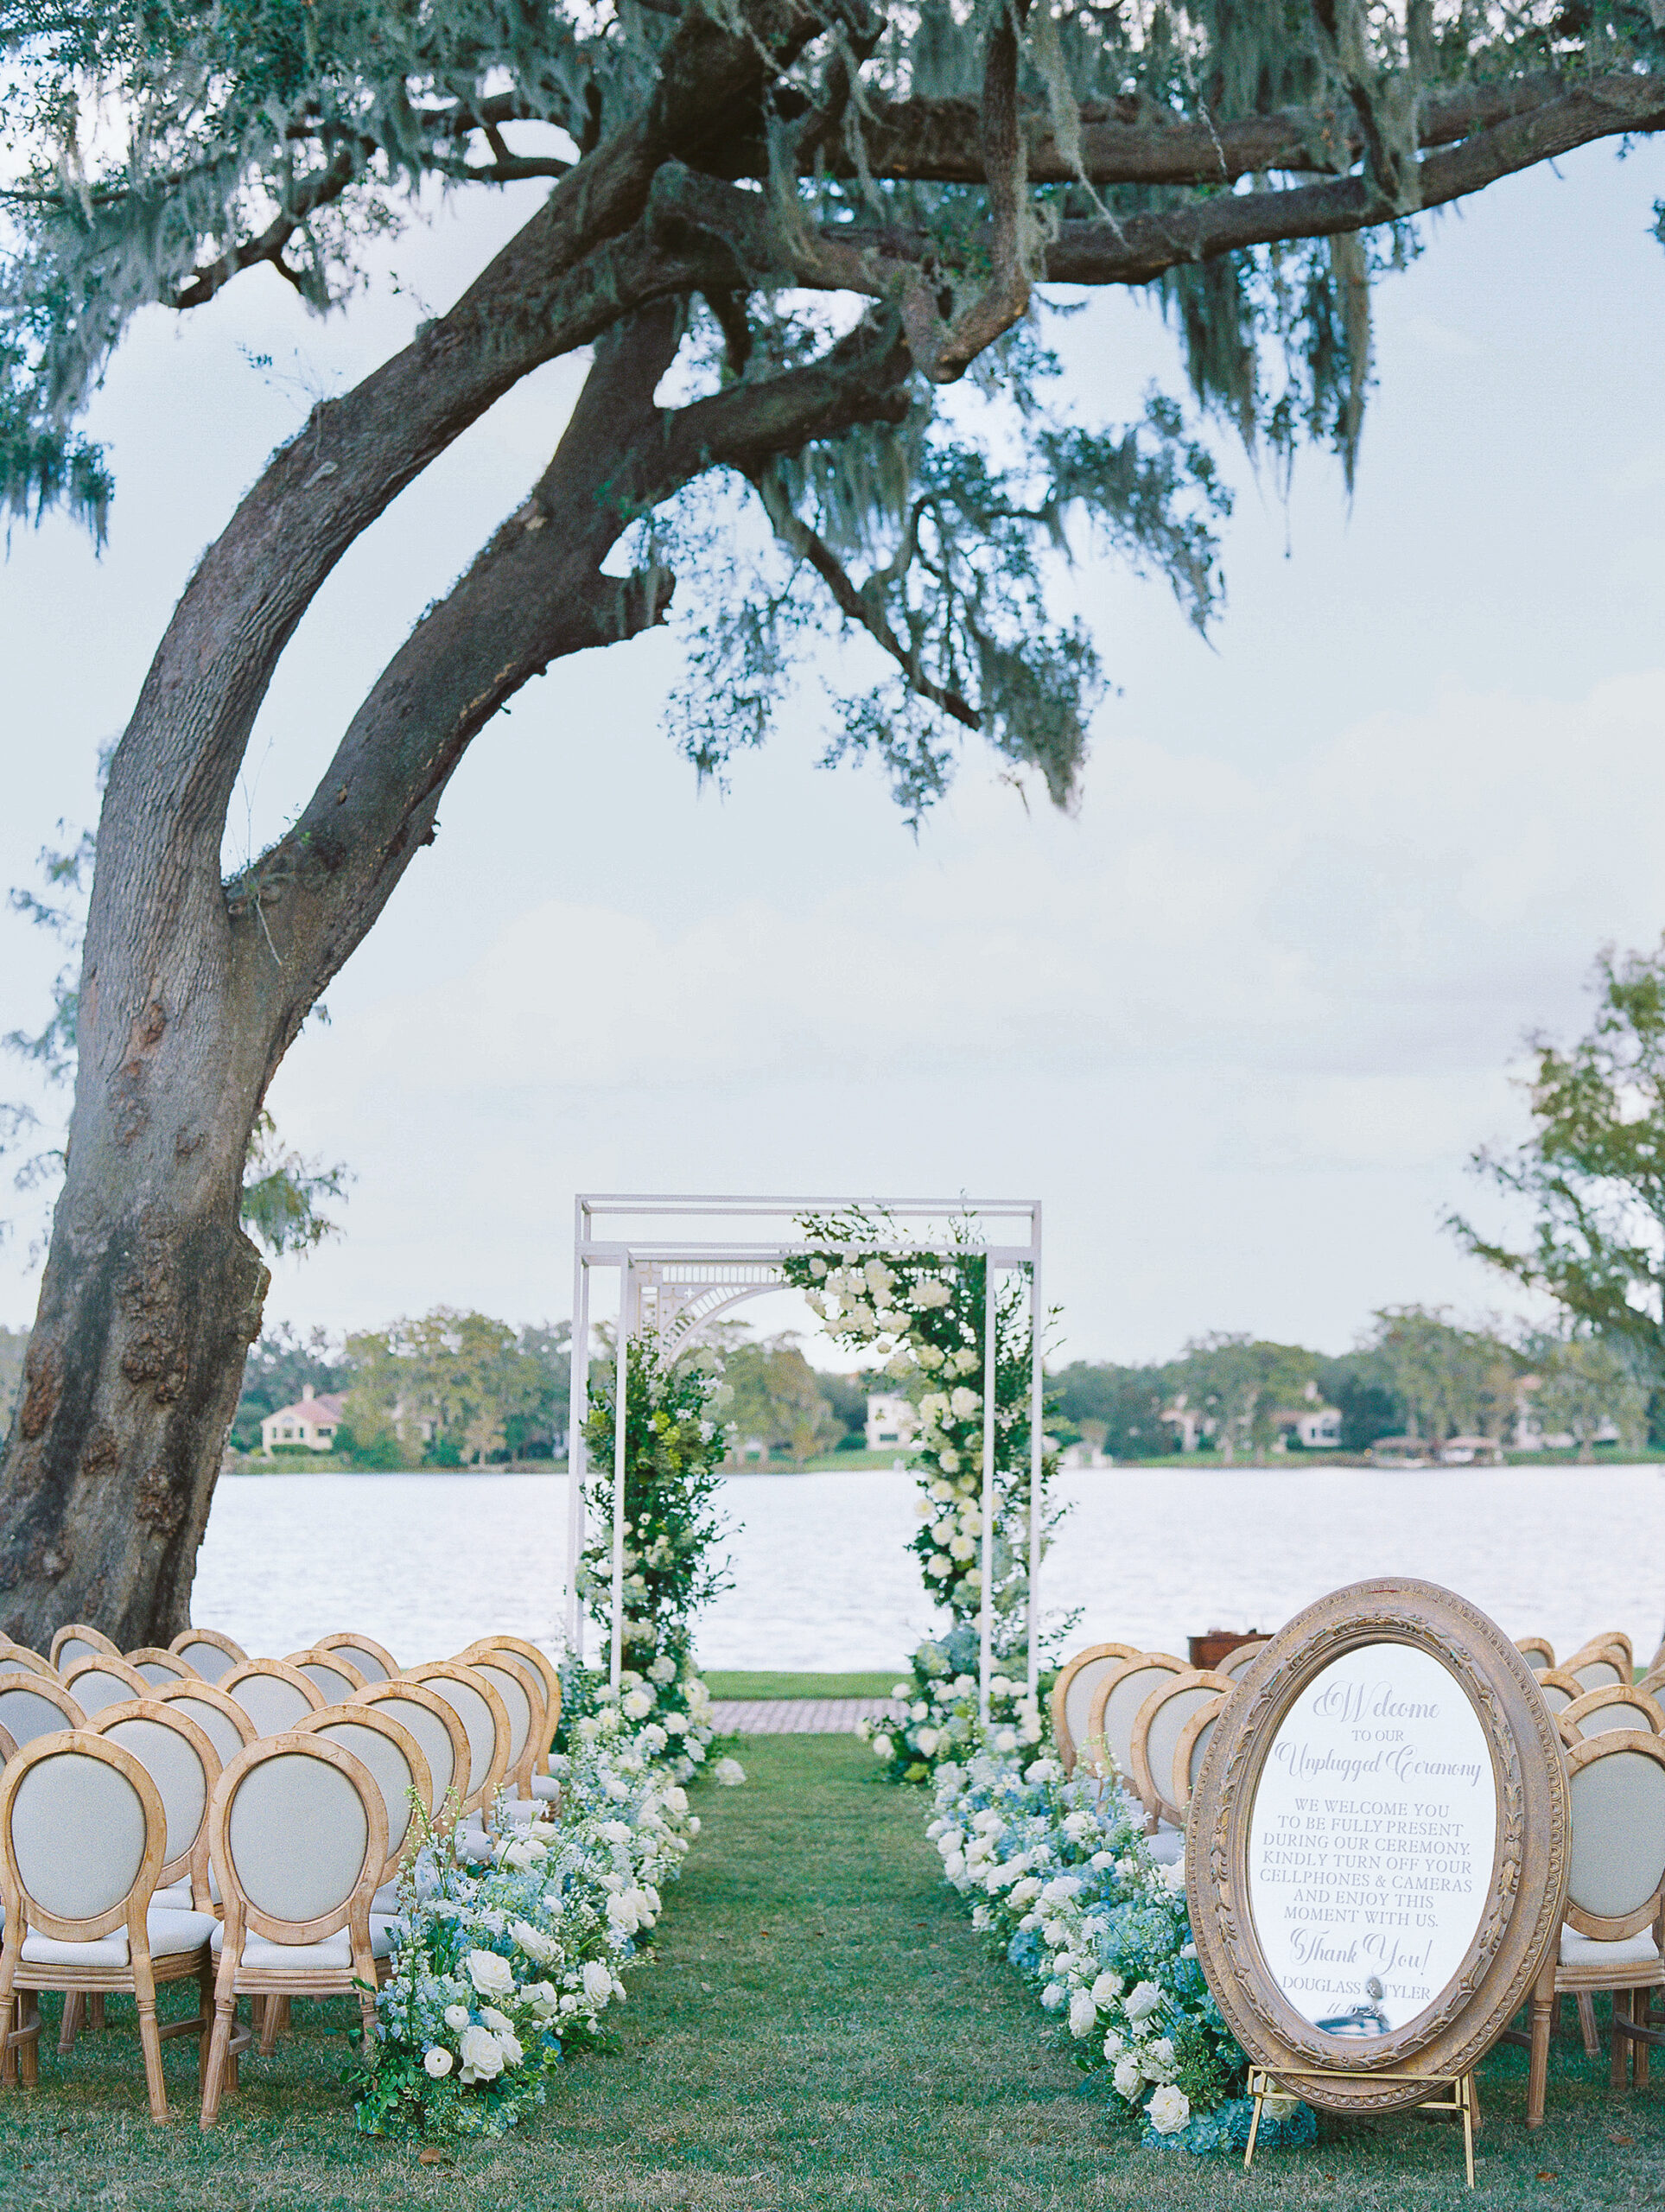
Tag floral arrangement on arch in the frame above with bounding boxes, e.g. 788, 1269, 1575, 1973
355, 1699, 744, 2137
781, 1210, 1064, 1781
931, 1744, 1315, 2156
560, 1336, 733, 1750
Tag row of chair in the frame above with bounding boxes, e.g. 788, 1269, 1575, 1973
0, 1626, 564, 2124
1049, 1629, 1665, 2130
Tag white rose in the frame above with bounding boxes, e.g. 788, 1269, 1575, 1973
915, 1344, 945, 1370
443, 2003, 471, 2031
1113, 2055, 1142, 2101
648, 1656, 677, 1682
424, 2045, 454, 2078
621, 1688, 654, 1719
1007, 1877, 1041, 1908
949, 1386, 982, 1420
582, 1959, 614, 2006
809, 1255, 828, 1277
600, 1820, 633, 1845
914, 1727, 939, 1757
458, 2024, 505, 2082
1124, 1980, 1164, 2023
465, 1950, 516, 2000
1090, 1971, 1124, 2006
1142, 2036, 1176, 2081
1102, 2027, 1124, 2060
511, 1918, 561, 1965
1067, 1988, 1097, 2038
994, 1728, 1018, 1752
524, 1980, 561, 2021
938, 1450, 961, 1473
663, 1712, 689, 1734
1147, 2085, 1190, 2136
871, 1734, 893, 1758
715, 1758, 747, 1786
1261, 2091, 1300, 2121
480, 2007, 524, 2065
926, 1554, 951, 1580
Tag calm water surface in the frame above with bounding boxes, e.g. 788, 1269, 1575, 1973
193, 1465, 1665, 1669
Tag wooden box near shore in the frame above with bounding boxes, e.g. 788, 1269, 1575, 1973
1189, 1629, 1267, 1670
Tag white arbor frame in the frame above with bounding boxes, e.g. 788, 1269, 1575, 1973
564, 1193, 1045, 1721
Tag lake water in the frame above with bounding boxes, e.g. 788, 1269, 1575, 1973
194, 1465, 1665, 1669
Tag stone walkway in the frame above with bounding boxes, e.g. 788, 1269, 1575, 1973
708, 1695, 899, 1734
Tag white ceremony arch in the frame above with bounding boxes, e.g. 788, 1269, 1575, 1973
563, 1193, 1045, 1722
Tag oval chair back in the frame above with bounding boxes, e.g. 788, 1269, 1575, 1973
1560, 1685, 1665, 1745
154, 1681, 257, 1770
1563, 1731, 1665, 1940
315, 1632, 397, 1682
1130, 1669, 1234, 1828
467, 1637, 561, 1728
1535, 1669, 1585, 1714
168, 1629, 247, 1684
401, 1663, 510, 1815
1517, 1635, 1557, 1670
62, 1654, 152, 1716
49, 1624, 120, 1674
85, 1699, 221, 1908
1641, 1662, 1665, 1705
349, 1681, 470, 1832
285, 1649, 367, 1706
1219, 1639, 1270, 1684
1571, 1656, 1628, 1694
1050, 1643, 1138, 1774
0, 1644, 57, 1680
455, 1653, 539, 1796
0, 1670, 84, 1745
462, 1640, 561, 1792
295, 1705, 430, 1882
202, 1736, 387, 2125
126, 1648, 197, 1688
0, 1732, 182, 2119
220, 1660, 326, 1737
1084, 1653, 1188, 1785
1174, 1692, 1227, 1822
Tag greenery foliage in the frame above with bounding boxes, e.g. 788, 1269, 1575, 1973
1452, 938, 1665, 1382
580, 1338, 734, 1672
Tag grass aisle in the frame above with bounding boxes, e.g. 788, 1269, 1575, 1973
0, 1735, 1660, 2208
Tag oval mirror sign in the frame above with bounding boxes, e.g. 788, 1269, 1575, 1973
1247, 1642, 1497, 2036
1188, 1579, 1571, 2113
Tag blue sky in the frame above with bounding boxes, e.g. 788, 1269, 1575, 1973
3, 139, 1663, 1362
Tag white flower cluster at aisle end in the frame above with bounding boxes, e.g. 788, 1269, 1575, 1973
930, 1746, 1316, 2158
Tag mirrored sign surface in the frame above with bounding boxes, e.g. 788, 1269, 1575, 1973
1246, 1641, 1498, 2035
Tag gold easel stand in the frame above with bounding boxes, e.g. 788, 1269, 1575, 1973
1244, 2063, 1478, 2189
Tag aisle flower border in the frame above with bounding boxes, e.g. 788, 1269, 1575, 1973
355, 1694, 744, 2137
782, 1209, 1065, 1782
931, 1745, 1317, 2157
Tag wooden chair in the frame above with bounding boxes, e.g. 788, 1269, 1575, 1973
0, 1644, 56, 1680
0, 1671, 84, 1745
315, 1631, 398, 1682
1535, 1669, 1586, 1715
349, 1679, 470, 1838
0, 1732, 217, 2120
168, 1629, 247, 1684
200, 1735, 390, 2126
48, 1624, 120, 1674
1524, 1730, 1665, 2126
454, 1648, 544, 1802
463, 1637, 562, 1800
220, 1660, 325, 1736
154, 1681, 258, 1771
285, 1648, 368, 1705
1559, 1685, 1665, 1745
1219, 1638, 1270, 1683
126, 1647, 197, 1688
61, 1654, 152, 1715
1640, 1662, 1665, 1704
1084, 1652, 1188, 1789
1564, 1636, 1631, 1693
1517, 1635, 1557, 1670
1172, 1691, 1228, 1825
401, 1662, 511, 1818
1129, 1669, 1235, 1829
70, 1700, 221, 2053
1048, 1643, 1137, 1775
294, 1705, 430, 1885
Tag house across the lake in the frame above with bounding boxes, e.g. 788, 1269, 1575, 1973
260, 1383, 345, 1455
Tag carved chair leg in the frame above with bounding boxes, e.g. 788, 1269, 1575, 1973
87, 1993, 106, 2031
1527, 1984, 1554, 2127
132, 1971, 168, 2125
16, 1999, 39, 2087
58, 1989, 82, 2055
1636, 1991, 1654, 2089
1611, 1991, 1632, 2089
1577, 1992, 1600, 2058
196, 1955, 215, 2081
199, 1957, 240, 2128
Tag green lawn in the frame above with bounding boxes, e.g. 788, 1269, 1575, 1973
704, 1669, 902, 1699
0, 1735, 1656, 2209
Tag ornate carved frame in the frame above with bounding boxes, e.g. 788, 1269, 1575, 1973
1187, 1577, 1570, 2113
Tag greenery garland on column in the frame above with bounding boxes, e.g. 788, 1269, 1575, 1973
561, 1340, 733, 1754
782, 1211, 1067, 1782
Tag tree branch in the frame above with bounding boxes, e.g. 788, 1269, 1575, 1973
170, 146, 360, 311
749, 467, 978, 725
927, 2, 1035, 385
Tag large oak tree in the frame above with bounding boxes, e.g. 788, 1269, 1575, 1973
1, 0, 1661, 1643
